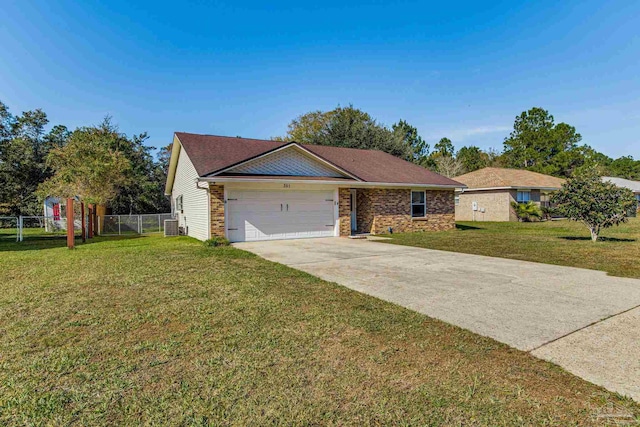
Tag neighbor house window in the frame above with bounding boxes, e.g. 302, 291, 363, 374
636, 194, 640, 202
454, 195, 460, 206
176, 195, 183, 213
516, 191, 530, 203
411, 191, 426, 217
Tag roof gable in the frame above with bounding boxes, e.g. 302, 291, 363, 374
454, 167, 565, 190
175, 132, 286, 176
224, 145, 348, 178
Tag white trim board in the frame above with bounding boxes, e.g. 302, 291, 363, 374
201, 177, 459, 189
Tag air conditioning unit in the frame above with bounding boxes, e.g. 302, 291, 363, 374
164, 219, 179, 237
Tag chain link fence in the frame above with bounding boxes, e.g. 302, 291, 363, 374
1, 213, 173, 242
98, 214, 173, 235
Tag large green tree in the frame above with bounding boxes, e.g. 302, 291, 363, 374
503, 107, 583, 177
391, 119, 431, 166
607, 156, 640, 180
432, 137, 455, 158
275, 105, 414, 161
38, 126, 131, 206
74, 117, 170, 214
456, 145, 488, 173
551, 169, 636, 242
0, 101, 69, 215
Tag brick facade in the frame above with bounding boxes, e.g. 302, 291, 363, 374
338, 188, 351, 237
211, 185, 454, 239
346, 188, 455, 235
209, 184, 225, 238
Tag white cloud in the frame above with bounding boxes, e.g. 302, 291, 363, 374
428, 125, 511, 142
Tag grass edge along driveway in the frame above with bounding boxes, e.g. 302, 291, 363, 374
384, 218, 640, 279
0, 235, 638, 425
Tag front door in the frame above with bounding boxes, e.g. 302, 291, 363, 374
350, 189, 357, 233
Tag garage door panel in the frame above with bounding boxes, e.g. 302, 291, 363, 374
227, 190, 336, 242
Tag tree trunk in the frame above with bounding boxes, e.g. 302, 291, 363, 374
590, 227, 598, 242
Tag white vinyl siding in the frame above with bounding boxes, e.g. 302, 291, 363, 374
171, 147, 209, 241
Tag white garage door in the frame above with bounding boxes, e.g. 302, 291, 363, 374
227, 190, 336, 242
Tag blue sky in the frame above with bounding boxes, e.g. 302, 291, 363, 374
1, 0, 638, 158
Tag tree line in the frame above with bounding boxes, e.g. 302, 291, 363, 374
273, 105, 640, 179
2, 100, 637, 217
0, 101, 170, 216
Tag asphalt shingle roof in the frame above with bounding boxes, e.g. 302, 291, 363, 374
454, 167, 565, 190
603, 176, 640, 193
175, 132, 461, 186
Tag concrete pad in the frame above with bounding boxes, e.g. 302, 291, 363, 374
236, 237, 640, 400
532, 306, 640, 401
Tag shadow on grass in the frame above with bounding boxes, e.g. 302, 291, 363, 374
456, 223, 484, 231
559, 236, 637, 243
0, 234, 146, 252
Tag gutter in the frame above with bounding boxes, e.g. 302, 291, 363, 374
455, 186, 561, 192
198, 176, 464, 190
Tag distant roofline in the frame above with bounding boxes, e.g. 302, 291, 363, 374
456, 186, 562, 192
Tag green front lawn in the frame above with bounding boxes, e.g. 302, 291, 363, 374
0, 236, 638, 425
386, 218, 640, 279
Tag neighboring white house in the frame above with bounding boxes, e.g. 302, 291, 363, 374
43, 196, 83, 231
43, 196, 66, 232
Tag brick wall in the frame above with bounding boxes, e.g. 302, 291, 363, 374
209, 184, 225, 238
356, 189, 374, 234
338, 188, 351, 236
349, 188, 455, 235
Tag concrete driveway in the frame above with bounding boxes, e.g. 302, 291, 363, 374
235, 237, 640, 401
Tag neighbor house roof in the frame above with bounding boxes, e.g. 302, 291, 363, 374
603, 176, 640, 193
454, 167, 565, 190
173, 132, 461, 187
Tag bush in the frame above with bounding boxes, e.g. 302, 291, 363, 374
511, 201, 543, 222
203, 237, 230, 247
541, 206, 559, 220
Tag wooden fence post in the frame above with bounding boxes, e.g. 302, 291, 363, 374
88, 204, 94, 239
66, 198, 75, 249
81, 202, 86, 243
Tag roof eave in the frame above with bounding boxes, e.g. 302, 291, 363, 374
164, 134, 182, 196
457, 186, 562, 192
199, 176, 460, 189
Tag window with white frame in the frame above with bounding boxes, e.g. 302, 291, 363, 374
454, 194, 460, 206
176, 195, 183, 213
411, 191, 426, 217
516, 190, 531, 203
